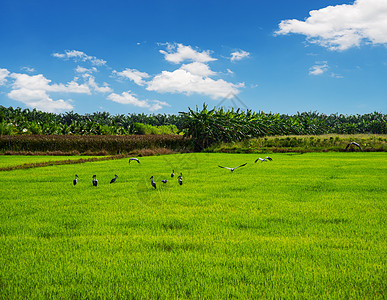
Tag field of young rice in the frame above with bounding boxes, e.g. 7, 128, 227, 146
0, 153, 386, 299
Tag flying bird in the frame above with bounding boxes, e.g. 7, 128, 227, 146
92, 175, 98, 187
218, 163, 247, 172
150, 176, 156, 189
345, 142, 362, 151
171, 170, 175, 178
178, 173, 183, 185
73, 174, 78, 186
129, 158, 140, 164
255, 156, 272, 163
110, 174, 118, 184
161, 179, 168, 184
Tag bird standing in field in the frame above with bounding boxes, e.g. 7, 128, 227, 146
92, 175, 98, 187
110, 174, 118, 184
73, 174, 78, 186
161, 179, 168, 184
218, 163, 247, 172
129, 158, 140, 164
171, 170, 175, 178
150, 176, 156, 189
178, 173, 183, 185
345, 142, 362, 151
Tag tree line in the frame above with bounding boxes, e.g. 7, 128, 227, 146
0, 105, 386, 149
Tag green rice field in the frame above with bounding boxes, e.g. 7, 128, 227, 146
0, 155, 97, 169
0, 152, 386, 299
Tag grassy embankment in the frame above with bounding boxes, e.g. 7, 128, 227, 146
209, 134, 387, 153
1, 134, 386, 156
0, 152, 386, 298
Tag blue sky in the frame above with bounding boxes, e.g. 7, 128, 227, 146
0, 0, 386, 115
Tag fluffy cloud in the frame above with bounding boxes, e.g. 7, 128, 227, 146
230, 50, 250, 62
4, 64, 114, 112
159, 43, 217, 64
10, 73, 91, 94
0, 68, 10, 86
107, 91, 168, 111
309, 61, 328, 75
146, 67, 243, 99
149, 100, 170, 112
114, 68, 150, 86
7, 73, 96, 113
113, 44, 244, 100
180, 62, 216, 77
84, 75, 112, 93
275, 0, 387, 50
75, 66, 97, 73
53, 50, 107, 66
8, 88, 73, 112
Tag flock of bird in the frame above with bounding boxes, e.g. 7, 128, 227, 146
72, 141, 361, 187
150, 171, 183, 189
72, 157, 183, 189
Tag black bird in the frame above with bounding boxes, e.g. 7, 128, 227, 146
129, 158, 140, 164
178, 173, 183, 185
265, 156, 273, 161
218, 163, 247, 172
161, 179, 168, 184
92, 175, 98, 187
345, 141, 362, 151
171, 170, 175, 178
110, 174, 118, 184
150, 176, 156, 189
73, 174, 78, 186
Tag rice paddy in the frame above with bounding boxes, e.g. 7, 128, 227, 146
0, 152, 386, 299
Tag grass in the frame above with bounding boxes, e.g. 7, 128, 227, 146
0, 155, 98, 169
0, 153, 386, 299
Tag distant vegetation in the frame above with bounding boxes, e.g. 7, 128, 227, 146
209, 134, 387, 153
0, 135, 191, 155
0, 105, 386, 153
180, 105, 387, 150
0, 106, 181, 136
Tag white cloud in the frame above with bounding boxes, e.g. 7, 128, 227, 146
114, 68, 150, 86
53, 50, 107, 66
10, 73, 91, 94
146, 67, 243, 99
0, 68, 10, 86
309, 62, 328, 75
114, 43, 243, 100
180, 62, 216, 77
6, 73, 96, 112
21, 67, 35, 73
149, 100, 170, 112
75, 66, 97, 73
8, 88, 73, 112
145, 44, 244, 99
230, 50, 250, 62
85, 75, 112, 93
159, 43, 217, 64
107, 91, 168, 111
275, 0, 387, 50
